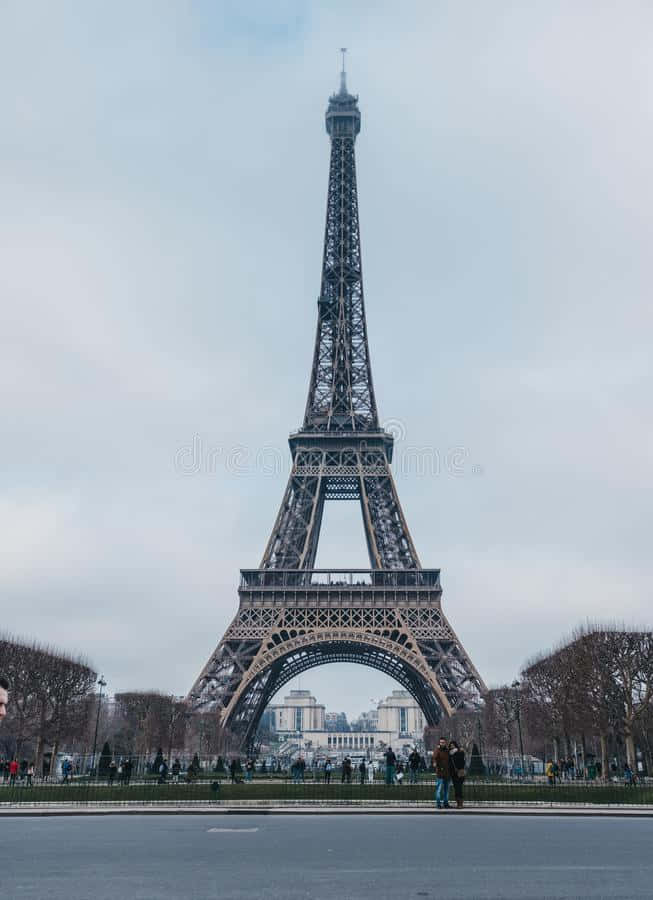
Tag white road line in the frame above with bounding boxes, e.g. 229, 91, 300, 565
207, 827, 259, 833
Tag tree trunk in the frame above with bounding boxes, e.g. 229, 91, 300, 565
599, 734, 608, 780
51, 740, 59, 778
625, 729, 636, 768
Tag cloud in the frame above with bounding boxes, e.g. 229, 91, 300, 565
1, 1, 651, 715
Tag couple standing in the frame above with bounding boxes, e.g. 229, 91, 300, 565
432, 737, 466, 809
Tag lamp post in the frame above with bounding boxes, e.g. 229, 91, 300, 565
90, 676, 107, 779
511, 679, 525, 777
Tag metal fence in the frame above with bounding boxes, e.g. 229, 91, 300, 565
1, 773, 651, 808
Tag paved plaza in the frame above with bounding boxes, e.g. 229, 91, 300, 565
3, 813, 652, 899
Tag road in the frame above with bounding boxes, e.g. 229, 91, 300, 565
2, 813, 651, 899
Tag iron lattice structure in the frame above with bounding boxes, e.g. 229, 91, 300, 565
188, 69, 486, 747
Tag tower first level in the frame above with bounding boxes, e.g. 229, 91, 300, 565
189, 569, 484, 748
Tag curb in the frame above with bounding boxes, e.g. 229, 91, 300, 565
2, 805, 653, 818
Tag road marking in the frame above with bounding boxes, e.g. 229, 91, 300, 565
207, 827, 259, 833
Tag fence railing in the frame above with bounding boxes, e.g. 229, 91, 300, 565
1, 775, 651, 807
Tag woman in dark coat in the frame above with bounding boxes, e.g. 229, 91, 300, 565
449, 740, 466, 809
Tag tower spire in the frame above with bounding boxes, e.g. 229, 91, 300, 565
339, 47, 347, 93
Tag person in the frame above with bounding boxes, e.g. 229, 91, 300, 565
545, 760, 555, 785
123, 758, 133, 786
408, 748, 421, 784
229, 758, 238, 784
245, 758, 255, 782
342, 756, 352, 784
624, 763, 636, 787
296, 756, 305, 783
26, 762, 34, 787
9, 758, 19, 787
157, 759, 168, 784
62, 758, 72, 784
108, 759, 117, 785
449, 740, 466, 809
359, 759, 366, 785
432, 738, 451, 809
171, 759, 181, 783
384, 747, 397, 785
367, 760, 375, 784
0, 676, 8, 724
396, 760, 404, 783
324, 759, 332, 784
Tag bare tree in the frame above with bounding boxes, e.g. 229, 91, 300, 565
0, 634, 96, 767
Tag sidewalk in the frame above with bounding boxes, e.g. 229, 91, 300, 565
2, 803, 653, 817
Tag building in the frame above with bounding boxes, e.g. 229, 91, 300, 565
377, 690, 425, 738
267, 688, 423, 756
268, 690, 325, 734
351, 709, 378, 732
325, 712, 350, 732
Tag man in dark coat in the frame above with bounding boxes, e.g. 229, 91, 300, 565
432, 738, 451, 809
384, 747, 397, 785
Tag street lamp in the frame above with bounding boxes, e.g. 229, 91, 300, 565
511, 680, 525, 778
90, 676, 107, 779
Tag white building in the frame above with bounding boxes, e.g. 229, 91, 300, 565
377, 690, 425, 738
268, 690, 325, 733
267, 688, 423, 755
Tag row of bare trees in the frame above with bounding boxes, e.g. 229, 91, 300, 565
0, 635, 96, 767
1, 635, 234, 770
481, 625, 653, 774
105, 692, 233, 763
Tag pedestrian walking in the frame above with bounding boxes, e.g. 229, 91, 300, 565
157, 759, 168, 784
245, 758, 255, 782
324, 758, 332, 784
432, 738, 451, 809
367, 761, 375, 784
123, 758, 133, 786
108, 759, 117, 785
9, 758, 19, 787
624, 763, 636, 787
408, 748, 421, 784
229, 758, 239, 784
449, 740, 466, 809
545, 760, 555, 786
26, 762, 34, 787
359, 759, 366, 784
342, 756, 352, 784
171, 759, 181, 783
384, 747, 397, 785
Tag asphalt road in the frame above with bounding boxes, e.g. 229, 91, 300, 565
2, 814, 652, 899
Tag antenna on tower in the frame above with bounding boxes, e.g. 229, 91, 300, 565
339, 47, 347, 93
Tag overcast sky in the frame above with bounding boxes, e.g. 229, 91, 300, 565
1, 1, 651, 718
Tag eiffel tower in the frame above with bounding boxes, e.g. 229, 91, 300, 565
188, 61, 486, 748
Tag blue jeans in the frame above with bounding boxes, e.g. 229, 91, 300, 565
385, 765, 395, 785
436, 777, 450, 807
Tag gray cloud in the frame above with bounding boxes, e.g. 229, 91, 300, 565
1, 1, 651, 715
